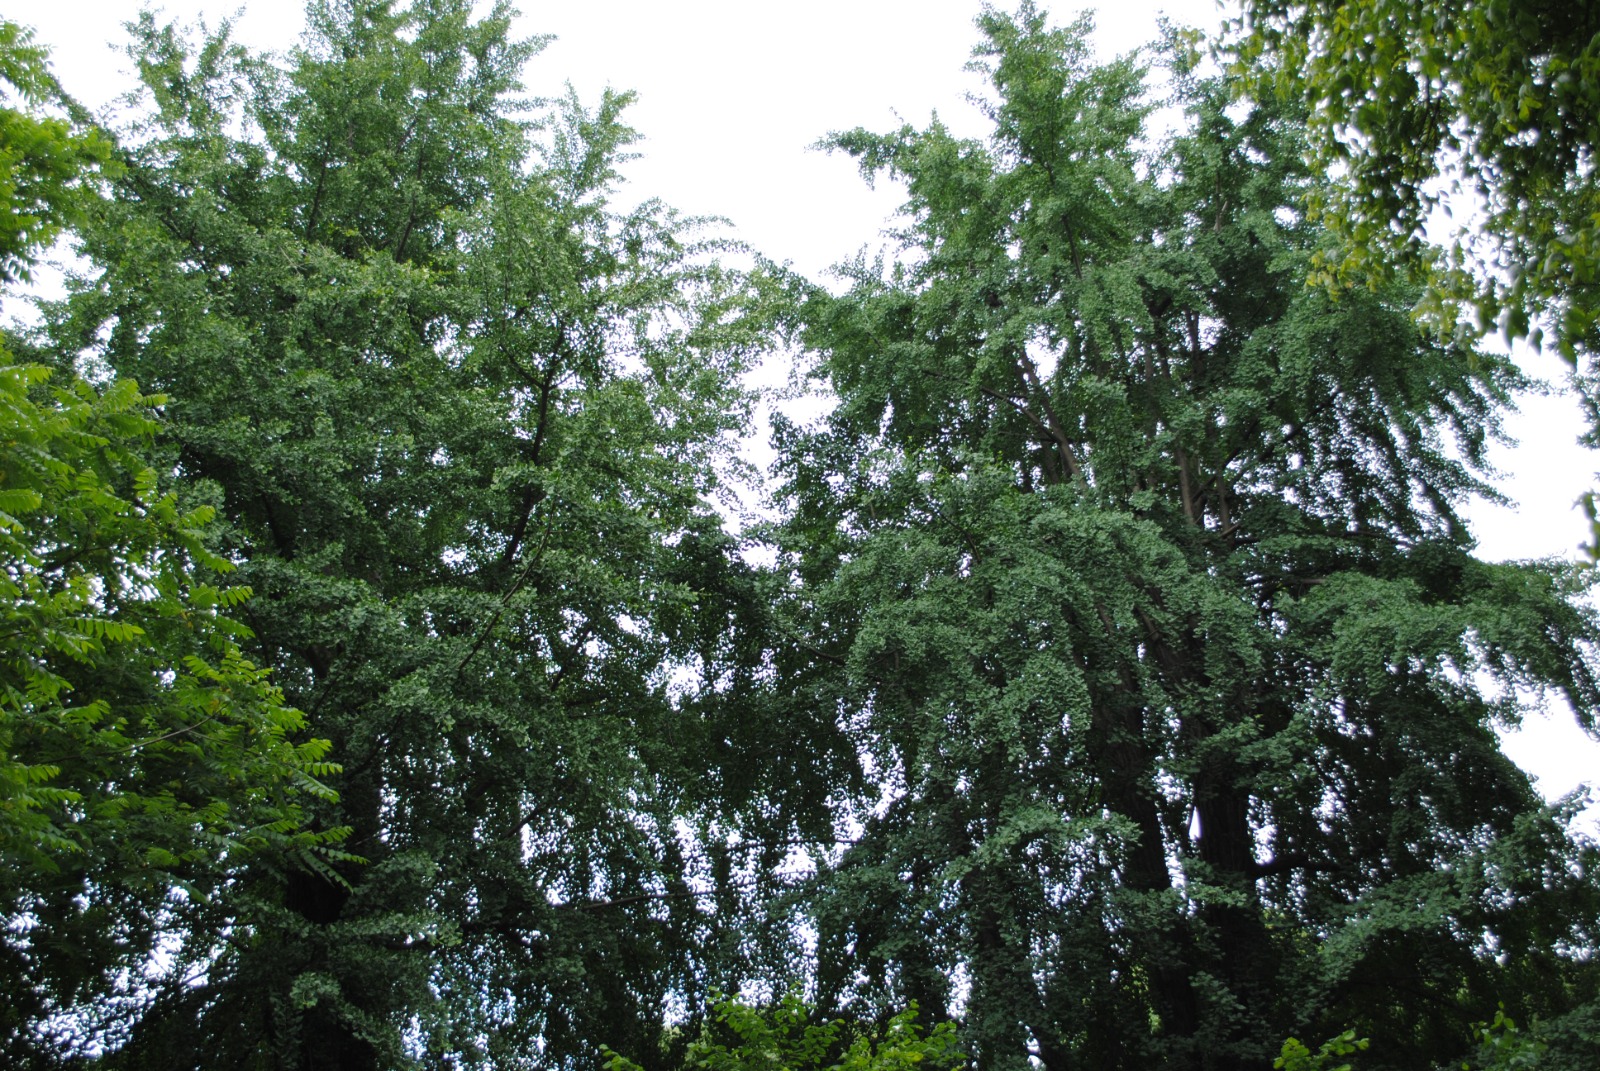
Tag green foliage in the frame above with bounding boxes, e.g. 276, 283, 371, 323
10, 3, 1600, 1067
1, 20, 346, 1065
1275, 1004, 1600, 1071
15, 1, 794, 1066
1236, 0, 1600, 560
1463, 1009, 1547, 1071
772, 5, 1600, 1070
1234, 0, 1600, 362
0, 20, 112, 282
0, 357, 348, 1065
1275, 1030, 1368, 1071
605, 992, 965, 1071
0, 360, 340, 872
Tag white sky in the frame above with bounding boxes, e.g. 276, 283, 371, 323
16, 0, 1600, 813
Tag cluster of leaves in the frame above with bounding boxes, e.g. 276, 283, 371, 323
0, 362, 343, 870
1235, 0, 1600, 361
1278, 1006, 1600, 1071
0, 357, 349, 1063
0, 23, 110, 283
1275, 1030, 1368, 1071
605, 991, 965, 1071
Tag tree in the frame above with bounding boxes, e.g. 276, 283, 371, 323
0, 21, 342, 1067
1234, 1, 1600, 362
0, 362, 346, 1067
26, 1, 799, 1067
772, 6, 1600, 1070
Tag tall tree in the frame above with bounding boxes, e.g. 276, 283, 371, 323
774, 7, 1600, 1070
28, 2, 795, 1066
1, 21, 342, 1068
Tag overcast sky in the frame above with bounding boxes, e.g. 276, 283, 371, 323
16, 0, 1600, 816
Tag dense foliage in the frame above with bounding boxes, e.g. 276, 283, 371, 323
12, 1, 797, 1067
604, 992, 964, 1071
4, 2, 1600, 1070
1236, 1, 1600, 361
770, 6, 1600, 1070
0, 357, 349, 1062
0, 21, 343, 1066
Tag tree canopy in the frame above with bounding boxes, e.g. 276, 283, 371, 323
0, 20, 344, 1065
4, 3, 1600, 1070
12, 1, 806, 1066
1235, 0, 1600, 362
0, 22, 108, 283
770, 5, 1600, 1069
